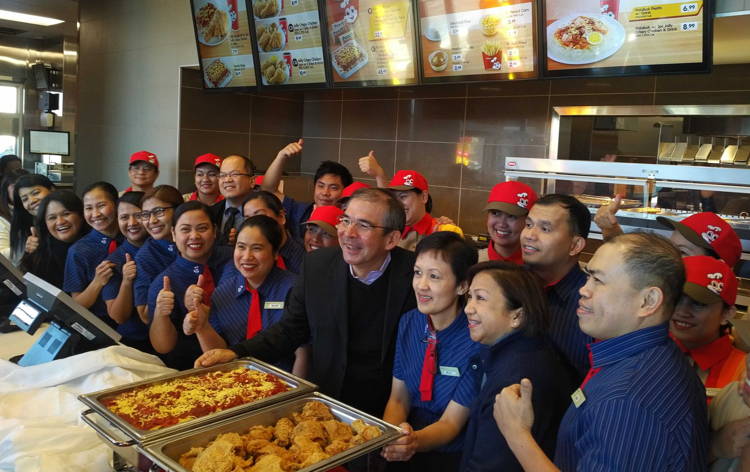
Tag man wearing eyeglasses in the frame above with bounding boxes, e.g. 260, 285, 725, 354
196, 188, 417, 420
210, 154, 256, 245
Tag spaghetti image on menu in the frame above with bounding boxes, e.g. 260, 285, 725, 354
546, 13, 625, 64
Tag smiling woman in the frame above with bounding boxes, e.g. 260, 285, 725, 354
10, 174, 55, 264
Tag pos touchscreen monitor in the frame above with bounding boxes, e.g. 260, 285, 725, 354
9, 272, 121, 366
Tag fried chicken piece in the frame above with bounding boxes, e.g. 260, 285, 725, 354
292, 420, 327, 445
321, 420, 353, 443
192, 433, 247, 472
299, 401, 334, 421
273, 417, 295, 447
325, 439, 351, 455
247, 425, 275, 441
244, 438, 273, 455
299, 450, 331, 468
350, 420, 382, 446
178, 445, 204, 470
248, 454, 285, 472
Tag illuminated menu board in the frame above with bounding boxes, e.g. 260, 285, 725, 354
325, 0, 419, 86
191, 0, 257, 88
418, 0, 537, 83
250, 0, 328, 86
543, 0, 710, 77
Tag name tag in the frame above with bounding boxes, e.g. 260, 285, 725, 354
571, 388, 586, 408
263, 301, 284, 309
439, 366, 460, 377
706, 387, 721, 398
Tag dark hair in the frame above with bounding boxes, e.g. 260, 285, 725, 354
142, 185, 183, 209
314, 160, 353, 188
224, 154, 256, 176
534, 194, 591, 239
172, 200, 214, 226
0, 154, 21, 176
415, 231, 477, 284
242, 190, 284, 217
10, 174, 55, 260
82, 181, 118, 204
466, 261, 549, 337
118, 191, 145, 208
0, 168, 28, 221
350, 188, 406, 233
608, 232, 684, 318
237, 215, 283, 254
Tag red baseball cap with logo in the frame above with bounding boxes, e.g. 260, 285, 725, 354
657, 212, 742, 267
341, 181, 370, 198
194, 153, 222, 169
484, 181, 538, 216
129, 150, 159, 169
389, 170, 429, 192
303, 205, 344, 236
683, 255, 737, 306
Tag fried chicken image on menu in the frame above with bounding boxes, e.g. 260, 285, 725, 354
178, 401, 383, 471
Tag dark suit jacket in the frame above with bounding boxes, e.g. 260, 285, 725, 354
231, 246, 416, 405
209, 199, 227, 226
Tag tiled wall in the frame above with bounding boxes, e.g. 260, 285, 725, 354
297, 64, 750, 236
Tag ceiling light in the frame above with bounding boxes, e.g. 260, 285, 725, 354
0, 9, 64, 26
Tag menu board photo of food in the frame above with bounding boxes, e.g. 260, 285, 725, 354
250, 0, 328, 86
544, 0, 708, 76
418, 0, 536, 82
191, 0, 258, 88
324, 0, 419, 86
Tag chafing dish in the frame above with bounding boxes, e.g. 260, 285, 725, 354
141, 392, 404, 472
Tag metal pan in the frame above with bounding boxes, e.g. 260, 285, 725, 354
141, 392, 404, 472
78, 358, 317, 446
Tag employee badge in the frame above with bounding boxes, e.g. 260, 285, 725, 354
571, 388, 586, 408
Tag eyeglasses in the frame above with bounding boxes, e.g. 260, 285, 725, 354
136, 206, 173, 221
336, 215, 391, 233
218, 171, 252, 180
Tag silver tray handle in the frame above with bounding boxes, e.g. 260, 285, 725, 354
80, 409, 137, 447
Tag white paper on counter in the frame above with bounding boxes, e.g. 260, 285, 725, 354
0, 345, 175, 472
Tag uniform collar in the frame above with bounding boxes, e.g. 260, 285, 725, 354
487, 244, 523, 264
175, 255, 206, 275
85, 228, 114, 246
234, 265, 285, 299
403, 212, 434, 237
189, 191, 224, 204
674, 334, 735, 372
152, 237, 176, 253
545, 263, 586, 301
589, 323, 670, 370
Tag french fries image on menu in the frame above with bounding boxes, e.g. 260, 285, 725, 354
482, 41, 502, 57
481, 41, 503, 70
480, 15, 499, 36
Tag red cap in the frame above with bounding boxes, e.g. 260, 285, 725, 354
194, 153, 222, 169
657, 212, 741, 267
129, 150, 159, 168
341, 181, 370, 198
483, 181, 538, 216
303, 205, 344, 236
683, 255, 737, 306
389, 170, 429, 192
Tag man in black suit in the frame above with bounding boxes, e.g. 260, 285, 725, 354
210, 154, 256, 245
196, 188, 417, 416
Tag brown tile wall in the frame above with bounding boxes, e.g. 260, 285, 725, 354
297, 64, 750, 236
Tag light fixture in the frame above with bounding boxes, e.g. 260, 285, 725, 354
0, 9, 64, 27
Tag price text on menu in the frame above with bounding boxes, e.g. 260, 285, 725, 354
419, 0, 535, 79
545, 0, 704, 71
251, 0, 327, 85
325, 0, 418, 85
193, 0, 257, 88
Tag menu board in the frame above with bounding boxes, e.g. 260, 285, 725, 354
325, 0, 418, 86
191, 0, 257, 88
543, 0, 710, 77
418, 0, 536, 83
249, 0, 328, 86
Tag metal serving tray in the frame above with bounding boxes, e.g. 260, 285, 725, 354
78, 358, 317, 447
140, 392, 404, 472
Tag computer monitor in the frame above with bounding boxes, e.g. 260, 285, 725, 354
10, 272, 121, 366
29, 130, 70, 156
0, 253, 25, 332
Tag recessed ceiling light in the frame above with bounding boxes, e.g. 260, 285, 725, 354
0, 9, 64, 27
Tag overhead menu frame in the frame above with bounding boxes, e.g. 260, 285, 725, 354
417, 0, 538, 84
190, 0, 259, 89
541, 0, 712, 79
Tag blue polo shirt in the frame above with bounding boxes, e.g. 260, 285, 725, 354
393, 309, 480, 453
279, 233, 305, 274
282, 196, 313, 242
99, 240, 149, 340
63, 229, 122, 327
209, 266, 296, 371
554, 323, 708, 471
546, 264, 592, 380
134, 238, 177, 307
461, 330, 573, 472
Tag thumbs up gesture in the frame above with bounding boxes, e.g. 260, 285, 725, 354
358, 150, 385, 179
25, 227, 40, 254
593, 194, 625, 240
183, 301, 209, 336
122, 253, 137, 282
493, 378, 535, 438
155, 276, 175, 319
277, 138, 304, 160
184, 274, 205, 312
